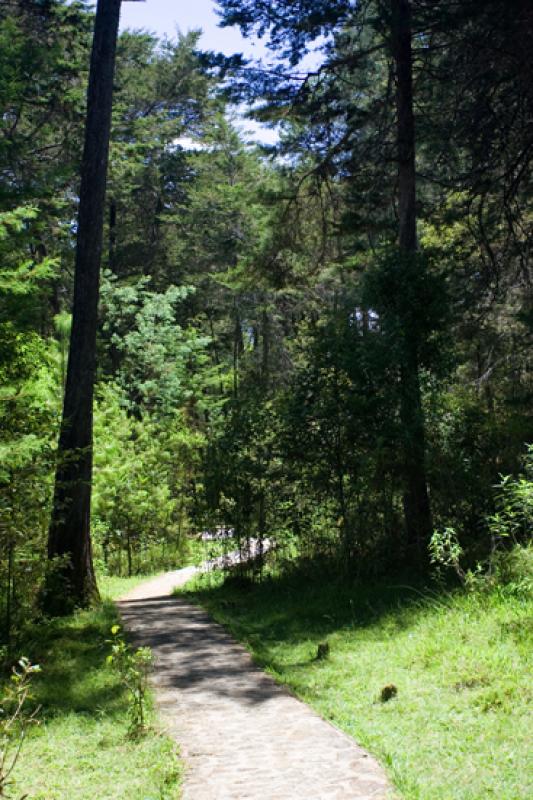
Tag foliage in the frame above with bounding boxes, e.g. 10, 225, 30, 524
429, 527, 466, 585
431, 447, 533, 594
107, 626, 152, 739
204, 0, 533, 576
488, 545, 533, 603
99, 275, 211, 416
92, 382, 203, 577
361, 250, 449, 371
488, 446, 533, 545
0, 658, 40, 799
0, 208, 60, 644
0, 0, 90, 208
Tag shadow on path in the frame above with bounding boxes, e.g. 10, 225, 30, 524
119, 595, 282, 706
117, 562, 393, 799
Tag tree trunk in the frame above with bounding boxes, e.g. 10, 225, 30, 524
108, 197, 117, 271
233, 304, 243, 396
390, 0, 433, 561
261, 307, 270, 391
126, 531, 133, 578
46, 0, 122, 612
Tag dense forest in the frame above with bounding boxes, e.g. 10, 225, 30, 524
0, 0, 532, 641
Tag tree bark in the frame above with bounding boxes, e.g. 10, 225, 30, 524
390, 0, 433, 561
46, 0, 122, 612
261, 307, 270, 391
108, 197, 117, 271
232, 304, 243, 396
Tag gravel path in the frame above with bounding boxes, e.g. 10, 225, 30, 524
118, 560, 392, 800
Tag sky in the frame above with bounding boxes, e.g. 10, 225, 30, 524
119, 0, 268, 61
119, 0, 321, 145
120, 0, 276, 143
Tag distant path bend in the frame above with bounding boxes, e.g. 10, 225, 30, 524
117, 557, 392, 800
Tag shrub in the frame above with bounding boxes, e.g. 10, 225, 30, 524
107, 626, 152, 739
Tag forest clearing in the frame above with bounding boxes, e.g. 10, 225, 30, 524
0, 0, 531, 798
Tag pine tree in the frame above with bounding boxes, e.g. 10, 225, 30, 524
216, 0, 435, 556
46, 0, 123, 612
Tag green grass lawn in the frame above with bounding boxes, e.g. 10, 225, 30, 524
9, 600, 181, 799
181, 565, 532, 800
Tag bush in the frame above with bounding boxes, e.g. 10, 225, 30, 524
107, 626, 152, 739
430, 445, 533, 593
488, 445, 533, 545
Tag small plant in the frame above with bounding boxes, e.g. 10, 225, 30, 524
430, 446, 533, 594
107, 626, 152, 739
0, 657, 41, 799
488, 449, 533, 545
429, 526, 466, 585
488, 545, 533, 598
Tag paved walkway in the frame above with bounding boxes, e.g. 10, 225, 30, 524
118, 562, 393, 800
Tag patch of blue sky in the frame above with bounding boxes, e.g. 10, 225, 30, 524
120, 0, 324, 146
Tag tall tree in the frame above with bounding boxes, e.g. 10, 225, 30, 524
389, 0, 432, 557
216, 0, 434, 556
46, 0, 123, 611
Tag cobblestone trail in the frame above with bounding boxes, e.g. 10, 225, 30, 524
118, 560, 393, 800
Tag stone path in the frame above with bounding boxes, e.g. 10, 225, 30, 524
118, 561, 393, 800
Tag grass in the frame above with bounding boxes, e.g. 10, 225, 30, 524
98, 572, 156, 600
8, 601, 181, 799
180, 563, 532, 800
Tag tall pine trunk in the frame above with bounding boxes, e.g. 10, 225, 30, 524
46, 0, 122, 612
390, 0, 433, 561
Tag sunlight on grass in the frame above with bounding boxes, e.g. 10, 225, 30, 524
181, 568, 532, 800
10, 602, 181, 799
98, 572, 156, 600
